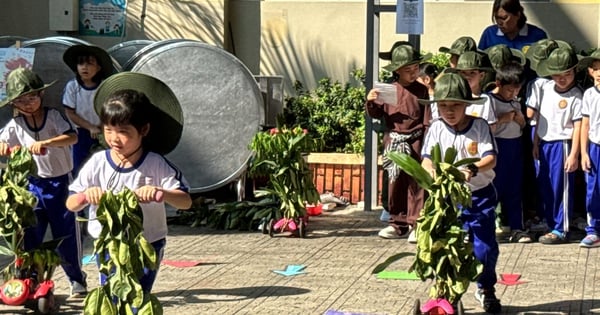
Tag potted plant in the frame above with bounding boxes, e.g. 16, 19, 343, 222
247, 126, 322, 237
373, 144, 482, 314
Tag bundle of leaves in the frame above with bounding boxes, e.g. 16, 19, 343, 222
373, 144, 482, 304
208, 198, 280, 230
82, 189, 162, 315
248, 126, 321, 219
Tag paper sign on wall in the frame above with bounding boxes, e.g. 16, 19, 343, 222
396, 0, 424, 35
0, 48, 35, 100
79, 0, 127, 37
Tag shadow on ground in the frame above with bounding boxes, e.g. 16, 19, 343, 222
155, 285, 310, 305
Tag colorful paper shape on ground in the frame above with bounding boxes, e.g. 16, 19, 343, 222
161, 260, 203, 268
82, 254, 96, 265
498, 273, 527, 286
324, 310, 374, 315
272, 264, 306, 276
376, 270, 420, 280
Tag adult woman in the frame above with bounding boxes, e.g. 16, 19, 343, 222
478, 0, 546, 51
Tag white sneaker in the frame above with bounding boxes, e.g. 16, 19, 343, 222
379, 209, 391, 222
70, 281, 87, 296
378, 225, 409, 239
407, 228, 417, 244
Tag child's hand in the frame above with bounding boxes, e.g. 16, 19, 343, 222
565, 154, 578, 173
135, 185, 164, 203
0, 142, 10, 156
459, 168, 472, 182
367, 89, 383, 105
84, 187, 104, 205
89, 126, 101, 139
582, 154, 591, 173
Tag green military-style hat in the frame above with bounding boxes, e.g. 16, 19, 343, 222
418, 73, 485, 105
525, 39, 571, 72
94, 72, 183, 155
536, 46, 579, 77
383, 44, 432, 72
439, 36, 478, 56
485, 44, 526, 71
379, 41, 411, 60
63, 44, 116, 79
446, 51, 493, 73
0, 68, 55, 107
578, 49, 600, 70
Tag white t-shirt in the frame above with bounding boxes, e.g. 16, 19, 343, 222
0, 108, 75, 177
526, 80, 583, 141
581, 86, 600, 145
62, 79, 101, 127
525, 77, 549, 126
466, 94, 497, 125
422, 117, 497, 191
69, 150, 190, 243
489, 94, 522, 139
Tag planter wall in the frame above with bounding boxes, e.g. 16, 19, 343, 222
306, 153, 383, 205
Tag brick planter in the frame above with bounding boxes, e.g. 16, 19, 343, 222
306, 153, 383, 205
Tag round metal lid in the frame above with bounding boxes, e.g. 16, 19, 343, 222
19, 37, 121, 111
107, 40, 155, 69
122, 39, 189, 71
130, 40, 264, 193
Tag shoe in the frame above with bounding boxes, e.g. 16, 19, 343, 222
580, 234, 600, 248
379, 209, 391, 222
529, 219, 549, 232
378, 225, 409, 239
509, 230, 532, 243
495, 225, 511, 236
474, 288, 502, 314
70, 281, 87, 296
407, 228, 417, 244
538, 230, 566, 244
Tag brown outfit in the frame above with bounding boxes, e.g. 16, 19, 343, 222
365, 81, 430, 226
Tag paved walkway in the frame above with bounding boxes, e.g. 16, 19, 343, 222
1, 206, 599, 314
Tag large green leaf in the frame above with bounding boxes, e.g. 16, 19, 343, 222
386, 152, 432, 189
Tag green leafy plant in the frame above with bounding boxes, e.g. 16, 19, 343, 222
282, 69, 366, 153
82, 189, 162, 315
209, 198, 280, 230
248, 126, 321, 219
372, 144, 482, 304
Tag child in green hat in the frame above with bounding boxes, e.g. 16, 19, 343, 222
419, 73, 501, 314
0, 68, 88, 296
366, 43, 431, 241
526, 46, 583, 245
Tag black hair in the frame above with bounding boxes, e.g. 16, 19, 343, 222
492, 0, 527, 29
75, 54, 105, 85
495, 62, 526, 86
419, 63, 439, 79
99, 89, 153, 133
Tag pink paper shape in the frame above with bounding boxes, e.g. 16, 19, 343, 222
161, 260, 202, 268
420, 298, 455, 314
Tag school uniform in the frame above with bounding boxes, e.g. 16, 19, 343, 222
0, 107, 86, 285
526, 80, 583, 234
69, 149, 190, 292
62, 78, 100, 174
478, 24, 547, 51
422, 117, 499, 290
581, 86, 600, 235
490, 94, 524, 231
466, 94, 497, 125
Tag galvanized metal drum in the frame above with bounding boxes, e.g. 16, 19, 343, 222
122, 39, 189, 71
18, 36, 121, 111
129, 40, 264, 193
107, 40, 154, 69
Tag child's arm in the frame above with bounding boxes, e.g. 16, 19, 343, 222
565, 120, 581, 173
30, 132, 77, 155
581, 117, 591, 172
66, 186, 104, 212
421, 157, 435, 178
135, 185, 192, 210
65, 108, 101, 138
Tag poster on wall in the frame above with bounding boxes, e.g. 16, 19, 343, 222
396, 0, 424, 35
0, 48, 35, 100
79, 0, 127, 37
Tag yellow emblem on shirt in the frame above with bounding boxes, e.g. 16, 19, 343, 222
468, 141, 478, 156
558, 99, 568, 109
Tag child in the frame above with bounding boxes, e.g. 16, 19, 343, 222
579, 49, 600, 247
489, 62, 531, 243
419, 73, 501, 314
62, 44, 114, 175
66, 72, 192, 293
0, 68, 87, 296
526, 46, 583, 244
366, 43, 431, 241
417, 62, 438, 98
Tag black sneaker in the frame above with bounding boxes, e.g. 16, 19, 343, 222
474, 288, 502, 314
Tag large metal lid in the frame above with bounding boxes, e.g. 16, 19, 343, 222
122, 39, 189, 71
107, 40, 155, 69
19, 36, 121, 111
130, 40, 264, 193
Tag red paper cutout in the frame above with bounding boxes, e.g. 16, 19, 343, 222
161, 260, 202, 268
498, 273, 527, 286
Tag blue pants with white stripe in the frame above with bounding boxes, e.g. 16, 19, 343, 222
493, 137, 524, 230
24, 174, 86, 284
585, 142, 600, 235
462, 184, 499, 289
537, 140, 574, 234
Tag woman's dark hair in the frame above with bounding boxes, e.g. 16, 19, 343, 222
100, 89, 153, 133
492, 0, 527, 29
76, 54, 106, 84
419, 62, 439, 80
495, 61, 526, 86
